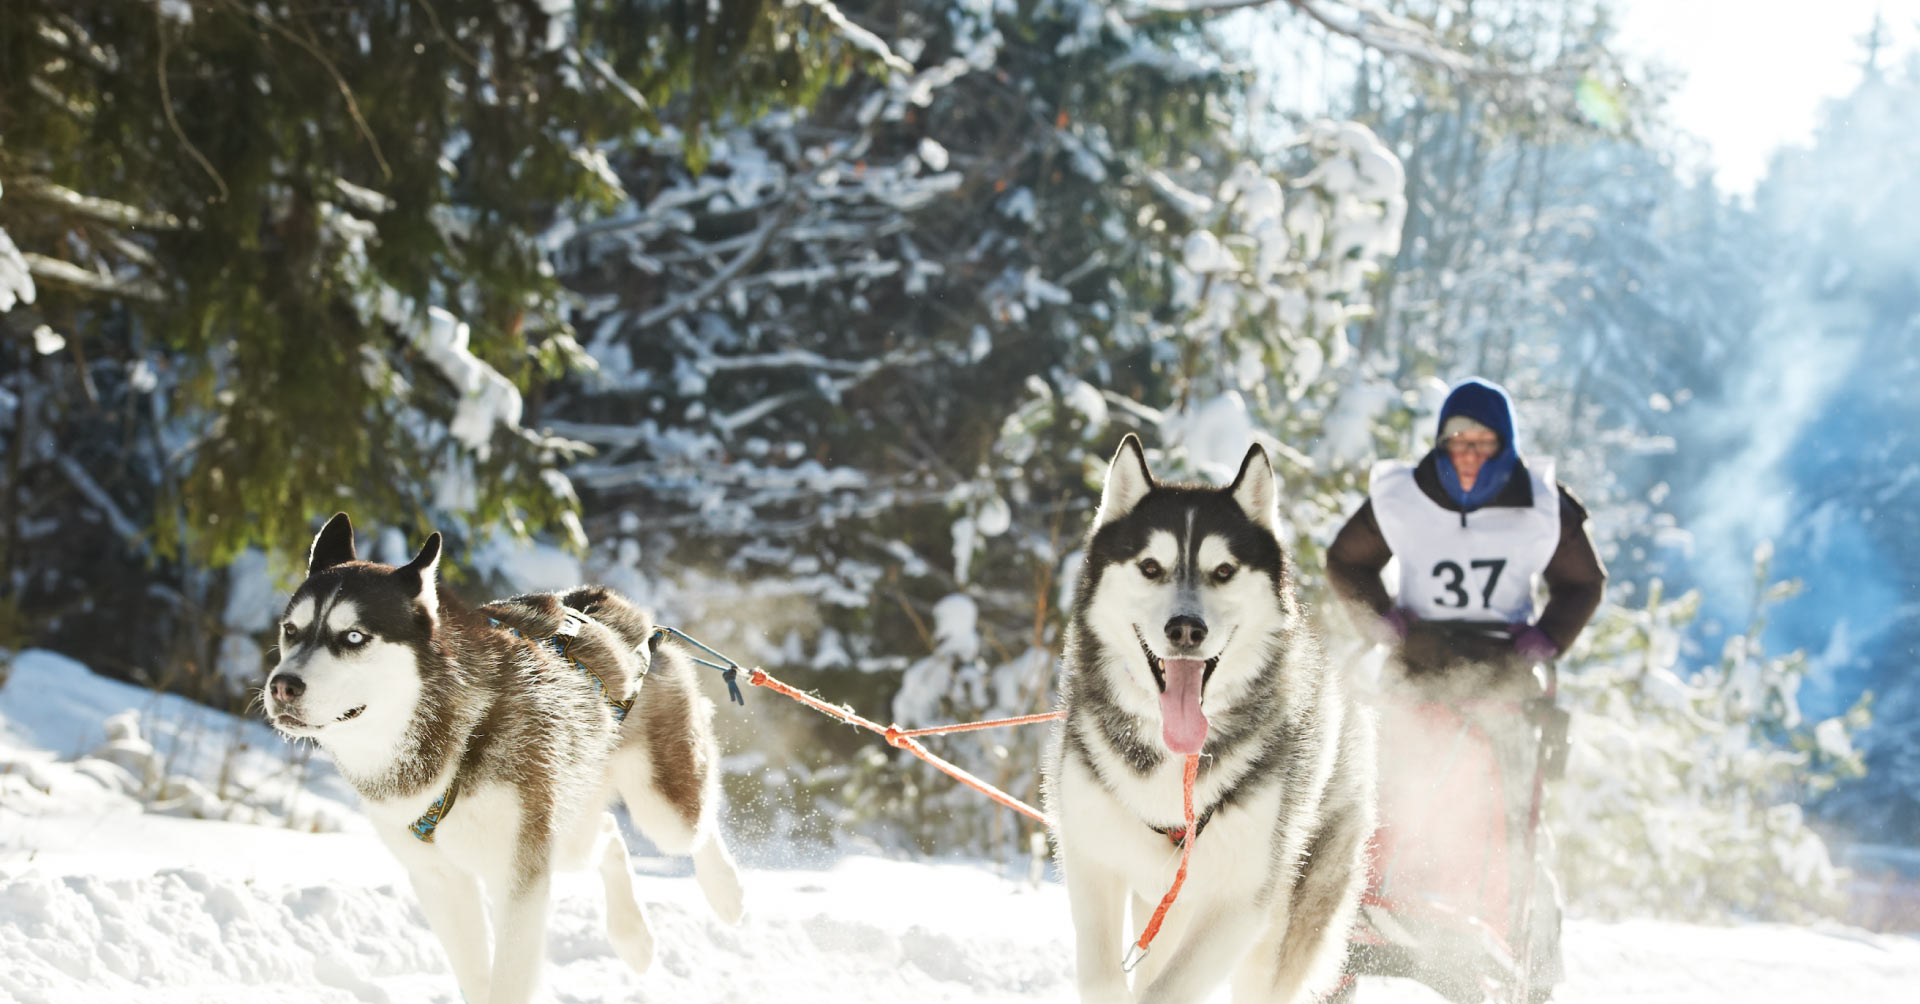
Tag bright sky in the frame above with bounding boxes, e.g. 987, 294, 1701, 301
1614, 0, 1914, 195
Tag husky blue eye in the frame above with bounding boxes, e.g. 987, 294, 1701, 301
343, 630, 368, 647
1139, 559, 1164, 579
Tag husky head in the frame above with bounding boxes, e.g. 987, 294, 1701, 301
264, 513, 446, 759
1074, 434, 1291, 755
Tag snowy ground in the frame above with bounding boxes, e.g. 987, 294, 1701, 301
3, 649, 1918, 1003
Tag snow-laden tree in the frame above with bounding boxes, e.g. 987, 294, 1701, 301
1554, 548, 1866, 921
1219, 0, 1877, 921
0, 0, 891, 696
549, 0, 1444, 854
1727, 52, 1920, 845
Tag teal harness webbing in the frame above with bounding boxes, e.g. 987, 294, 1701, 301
408, 780, 461, 842
488, 612, 638, 723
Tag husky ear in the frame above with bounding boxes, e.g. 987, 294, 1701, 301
1095, 434, 1155, 530
308, 512, 357, 575
396, 532, 443, 618
1229, 443, 1279, 533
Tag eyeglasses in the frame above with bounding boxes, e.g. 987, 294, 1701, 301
1443, 435, 1501, 458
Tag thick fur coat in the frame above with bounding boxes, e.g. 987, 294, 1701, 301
262, 514, 741, 1004
1043, 437, 1376, 1004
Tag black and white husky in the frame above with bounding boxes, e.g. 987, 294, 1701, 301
262, 513, 743, 1004
1043, 436, 1376, 1004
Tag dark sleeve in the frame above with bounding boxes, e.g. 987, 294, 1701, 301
1326, 500, 1395, 619
1535, 486, 1607, 653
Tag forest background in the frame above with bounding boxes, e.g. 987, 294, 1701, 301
3, 0, 1916, 927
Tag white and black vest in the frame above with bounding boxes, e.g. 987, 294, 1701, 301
1369, 458, 1561, 624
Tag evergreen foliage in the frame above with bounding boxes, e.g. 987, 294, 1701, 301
1555, 552, 1866, 921
1741, 53, 1920, 845
0, 0, 885, 691
0, 0, 1902, 926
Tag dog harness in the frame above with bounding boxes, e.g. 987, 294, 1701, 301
408, 780, 462, 842
488, 610, 640, 723
407, 610, 642, 843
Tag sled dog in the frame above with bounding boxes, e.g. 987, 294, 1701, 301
1042, 436, 1376, 1004
263, 513, 743, 1004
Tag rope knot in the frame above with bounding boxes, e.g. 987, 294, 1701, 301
884, 725, 906, 748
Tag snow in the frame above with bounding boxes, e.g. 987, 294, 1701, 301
893, 594, 984, 724
3, 650, 1919, 1002
951, 515, 979, 585
469, 533, 586, 594
1160, 391, 1260, 483
0, 222, 34, 314
322, 205, 528, 461
31, 325, 62, 356
1816, 716, 1856, 760
974, 494, 1012, 537
1060, 378, 1110, 436
220, 549, 282, 634
917, 137, 951, 172
1320, 378, 1399, 467
409, 305, 525, 460
798, 0, 912, 75
1146, 169, 1216, 222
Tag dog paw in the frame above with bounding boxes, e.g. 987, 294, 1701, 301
694, 841, 746, 925
607, 916, 654, 974
699, 867, 746, 926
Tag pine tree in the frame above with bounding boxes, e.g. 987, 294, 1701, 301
548, 0, 1456, 854
0, 0, 887, 694
1741, 50, 1920, 845
1554, 552, 1865, 921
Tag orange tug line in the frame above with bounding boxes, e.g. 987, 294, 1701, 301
744, 668, 1059, 823
739, 666, 1200, 967
1124, 753, 1201, 972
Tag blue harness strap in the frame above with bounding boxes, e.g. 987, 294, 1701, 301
409, 778, 461, 842
487, 613, 638, 722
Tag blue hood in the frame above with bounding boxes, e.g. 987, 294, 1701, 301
1434, 377, 1519, 510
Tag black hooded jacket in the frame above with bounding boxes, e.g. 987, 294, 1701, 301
1326, 450, 1607, 654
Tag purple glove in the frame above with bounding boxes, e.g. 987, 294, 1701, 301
1371, 608, 1411, 646
1512, 625, 1559, 663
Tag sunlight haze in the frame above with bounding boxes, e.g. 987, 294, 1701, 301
1617, 0, 1912, 194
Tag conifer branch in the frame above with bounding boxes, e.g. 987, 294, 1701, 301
155, 5, 229, 203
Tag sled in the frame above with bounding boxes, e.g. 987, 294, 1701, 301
1337, 622, 1570, 1004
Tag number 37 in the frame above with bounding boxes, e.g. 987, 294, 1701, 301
1432, 558, 1506, 608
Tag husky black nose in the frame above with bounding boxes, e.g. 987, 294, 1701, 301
269, 674, 306, 704
1165, 615, 1208, 649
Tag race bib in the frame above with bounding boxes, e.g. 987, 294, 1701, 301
1368, 459, 1561, 624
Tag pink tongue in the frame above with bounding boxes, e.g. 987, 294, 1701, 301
1158, 658, 1209, 754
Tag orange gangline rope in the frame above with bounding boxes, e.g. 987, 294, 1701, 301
741, 661, 1199, 970
1124, 753, 1200, 972
890, 710, 1065, 738
745, 668, 1058, 825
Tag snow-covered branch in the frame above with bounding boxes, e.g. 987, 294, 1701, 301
54, 455, 145, 548
695, 349, 895, 376
796, 0, 914, 75
632, 203, 796, 331
1124, 0, 1473, 74
7, 176, 185, 230
0, 224, 34, 313
24, 253, 165, 302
